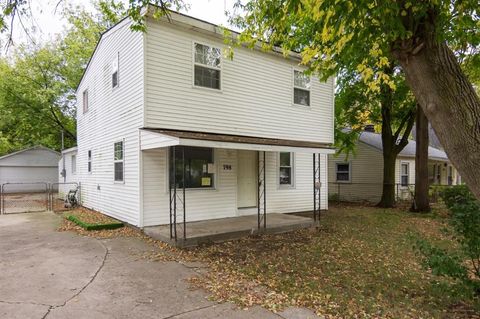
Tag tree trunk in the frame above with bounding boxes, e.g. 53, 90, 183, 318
411, 105, 431, 212
378, 151, 397, 207
394, 41, 480, 200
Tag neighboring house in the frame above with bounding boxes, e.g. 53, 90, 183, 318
328, 128, 460, 203
70, 10, 335, 231
0, 146, 60, 193
57, 146, 78, 197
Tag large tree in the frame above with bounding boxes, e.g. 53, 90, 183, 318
223, 0, 480, 199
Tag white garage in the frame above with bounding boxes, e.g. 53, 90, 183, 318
0, 146, 60, 193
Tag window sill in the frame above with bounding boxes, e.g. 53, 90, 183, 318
291, 103, 312, 109
334, 180, 351, 184
192, 85, 223, 93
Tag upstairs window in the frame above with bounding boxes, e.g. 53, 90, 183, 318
293, 70, 311, 106
82, 89, 89, 113
194, 43, 221, 90
112, 54, 119, 88
401, 162, 409, 186
279, 152, 294, 186
170, 146, 215, 188
71, 155, 77, 175
336, 163, 350, 182
114, 141, 124, 182
87, 150, 92, 173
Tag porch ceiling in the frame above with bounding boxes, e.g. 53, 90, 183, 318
140, 128, 335, 154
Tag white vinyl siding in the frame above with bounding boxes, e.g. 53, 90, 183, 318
144, 17, 334, 143
75, 19, 144, 226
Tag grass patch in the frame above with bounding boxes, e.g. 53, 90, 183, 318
187, 205, 480, 318
65, 208, 123, 231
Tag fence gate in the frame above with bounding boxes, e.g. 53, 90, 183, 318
1, 183, 49, 214
49, 183, 80, 212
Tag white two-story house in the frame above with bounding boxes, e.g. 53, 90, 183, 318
69, 10, 335, 244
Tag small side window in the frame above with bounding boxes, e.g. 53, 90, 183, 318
82, 89, 89, 113
87, 150, 92, 173
71, 155, 77, 175
114, 141, 124, 182
112, 54, 119, 88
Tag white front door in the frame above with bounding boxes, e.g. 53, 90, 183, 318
237, 150, 257, 208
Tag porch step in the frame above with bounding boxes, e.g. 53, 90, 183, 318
144, 213, 315, 248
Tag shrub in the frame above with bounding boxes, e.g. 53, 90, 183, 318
415, 185, 480, 293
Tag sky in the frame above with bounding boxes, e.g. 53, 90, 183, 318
4, 0, 238, 50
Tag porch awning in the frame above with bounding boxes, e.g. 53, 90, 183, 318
140, 128, 335, 154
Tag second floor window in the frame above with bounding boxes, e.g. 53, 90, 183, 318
293, 70, 311, 106
112, 54, 119, 88
194, 43, 221, 90
82, 89, 89, 113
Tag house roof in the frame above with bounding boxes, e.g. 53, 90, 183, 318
61, 146, 78, 155
0, 145, 60, 162
358, 131, 450, 162
141, 128, 335, 153
77, 8, 302, 93
412, 123, 444, 150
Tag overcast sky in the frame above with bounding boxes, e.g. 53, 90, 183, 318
4, 0, 237, 50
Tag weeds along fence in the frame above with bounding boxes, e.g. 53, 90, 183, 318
328, 182, 453, 205
0, 182, 80, 214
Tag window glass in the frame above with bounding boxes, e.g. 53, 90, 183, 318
401, 163, 409, 186
293, 70, 311, 106
112, 55, 119, 88
71, 155, 76, 174
170, 147, 214, 188
114, 141, 124, 182
83, 89, 88, 113
194, 43, 221, 89
279, 152, 293, 185
336, 163, 350, 181
195, 43, 221, 67
87, 150, 92, 173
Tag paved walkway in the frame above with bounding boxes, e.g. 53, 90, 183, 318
0, 212, 319, 319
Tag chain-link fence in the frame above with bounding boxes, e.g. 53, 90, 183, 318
328, 182, 453, 205
1, 183, 49, 214
0, 182, 81, 214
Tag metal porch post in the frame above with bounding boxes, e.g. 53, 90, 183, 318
313, 153, 321, 224
257, 151, 266, 231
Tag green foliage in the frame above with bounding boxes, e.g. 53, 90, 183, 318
0, 1, 124, 156
415, 185, 480, 293
126, 0, 188, 32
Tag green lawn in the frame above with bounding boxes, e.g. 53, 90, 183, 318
187, 205, 479, 318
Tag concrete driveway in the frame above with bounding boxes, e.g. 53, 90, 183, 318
0, 212, 318, 319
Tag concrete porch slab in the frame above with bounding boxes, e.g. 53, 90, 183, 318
144, 213, 315, 247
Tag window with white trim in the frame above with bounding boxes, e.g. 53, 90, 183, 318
279, 152, 294, 186
293, 70, 311, 106
335, 163, 350, 182
82, 89, 89, 113
170, 147, 215, 188
114, 141, 124, 182
401, 162, 409, 186
112, 54, 119, 88
87, 150, 92, 173
71, 155, 77, 175
194, 43, 221, 89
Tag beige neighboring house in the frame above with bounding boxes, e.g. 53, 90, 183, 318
328, 128, 460, 203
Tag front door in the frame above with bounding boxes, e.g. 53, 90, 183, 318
237, 150, 257, 208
